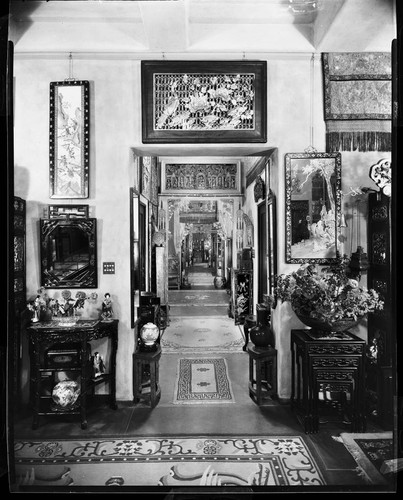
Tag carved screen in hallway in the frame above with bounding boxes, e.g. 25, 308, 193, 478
161, 158, 241, 195
141, 60, 267, 143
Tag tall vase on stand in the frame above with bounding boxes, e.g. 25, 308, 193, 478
249, 304, 275, 348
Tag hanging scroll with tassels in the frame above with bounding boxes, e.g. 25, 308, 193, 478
322, 52, 391, 152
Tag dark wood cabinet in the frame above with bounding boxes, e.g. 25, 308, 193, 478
367, 192, 394, 429
26, 319, 118, 429
291, 329, 366, 434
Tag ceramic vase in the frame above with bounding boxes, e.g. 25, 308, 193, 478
140, 322, 159, 348
249, 305, 274, 348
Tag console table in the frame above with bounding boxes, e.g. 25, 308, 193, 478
27, 319, 118, 429
290, 329, 366, 434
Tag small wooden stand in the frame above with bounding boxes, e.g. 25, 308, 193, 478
133, 345, 161, 408
247, 343, 277, 405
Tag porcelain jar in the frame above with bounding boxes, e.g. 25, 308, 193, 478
140, 322, 159, 347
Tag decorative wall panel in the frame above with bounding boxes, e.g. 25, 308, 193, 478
161, 158, 241, 195
142, 60, 267, 143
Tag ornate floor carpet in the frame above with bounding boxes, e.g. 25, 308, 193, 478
161, 316, 244, 353
173, 358, 235, 405
14, 436, 325, 489
168, 289, 229, 306
335, 432, 396, 488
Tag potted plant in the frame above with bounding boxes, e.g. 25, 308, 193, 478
272, 255, 384, 334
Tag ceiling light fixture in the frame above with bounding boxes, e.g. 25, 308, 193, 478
288, 0, 322, 14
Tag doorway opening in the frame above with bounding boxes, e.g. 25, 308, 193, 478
131, 147, 276, 353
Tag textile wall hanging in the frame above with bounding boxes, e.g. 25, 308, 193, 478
141, 60, 267, 143
49, 80, 90, 198
322, 53, 391, 152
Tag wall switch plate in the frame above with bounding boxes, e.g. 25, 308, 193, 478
103, 262, 115, 274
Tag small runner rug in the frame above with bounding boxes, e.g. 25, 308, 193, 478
14, 436, 325, 488
335, 432, 394, 486
173, 357, 235, 405
161, 316, 244, 353
168, 290, 229, 306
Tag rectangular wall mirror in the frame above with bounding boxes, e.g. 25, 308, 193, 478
285, 152, 341, 264
40, 218, 97, 288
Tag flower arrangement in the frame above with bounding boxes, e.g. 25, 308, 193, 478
50, 290, 98, 318
273, 256, 384, 323
27, 288, 98, 322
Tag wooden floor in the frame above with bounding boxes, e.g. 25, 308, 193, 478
8, 265, 398, 494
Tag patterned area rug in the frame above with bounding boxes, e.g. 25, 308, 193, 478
161, 316, 244, 353
168, 290, 229, 306
337, 432, 395, 486
14, 436, 325, 488
173, 357, 235, 405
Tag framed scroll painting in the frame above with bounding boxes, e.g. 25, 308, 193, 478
285, 152, 342, 264
49, 80, 90, 198
141, 60, 267, 143
232, 269, 253, 325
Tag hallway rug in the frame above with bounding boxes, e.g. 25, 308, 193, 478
168, 289, 229, 306
161, 316, 244, 353
173, 358, 235, 405
335, 432, 394, 486
14, 436, 325, 489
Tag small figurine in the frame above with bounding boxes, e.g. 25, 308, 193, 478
92, 352, 105, 377
101, 293, 113, 321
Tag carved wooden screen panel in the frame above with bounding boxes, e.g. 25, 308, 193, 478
367, 191, 393, 429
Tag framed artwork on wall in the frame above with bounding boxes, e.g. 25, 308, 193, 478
285, 152, 342, 264
141, 60, 267, 143
160, 157, 242, 195
49, 80, 90, 198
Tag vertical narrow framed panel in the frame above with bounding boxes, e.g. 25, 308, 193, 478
49, 80, 90, 198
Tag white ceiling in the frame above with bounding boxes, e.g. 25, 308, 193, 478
9, 0, 396, 55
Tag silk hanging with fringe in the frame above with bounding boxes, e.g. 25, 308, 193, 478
322, 53, 392, 152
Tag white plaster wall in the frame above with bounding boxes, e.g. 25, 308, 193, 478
14, 56, 139, 401
13, 52, 391, 402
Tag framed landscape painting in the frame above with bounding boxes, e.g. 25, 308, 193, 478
49, 80, 90, 198
285, 152, 342, 264
141, 60, 267, 143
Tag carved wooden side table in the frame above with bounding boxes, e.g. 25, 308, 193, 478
133, 345, 162, 408
291, 329, 366, 433
27, 319, 119, 430
247, 343, 278, 405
